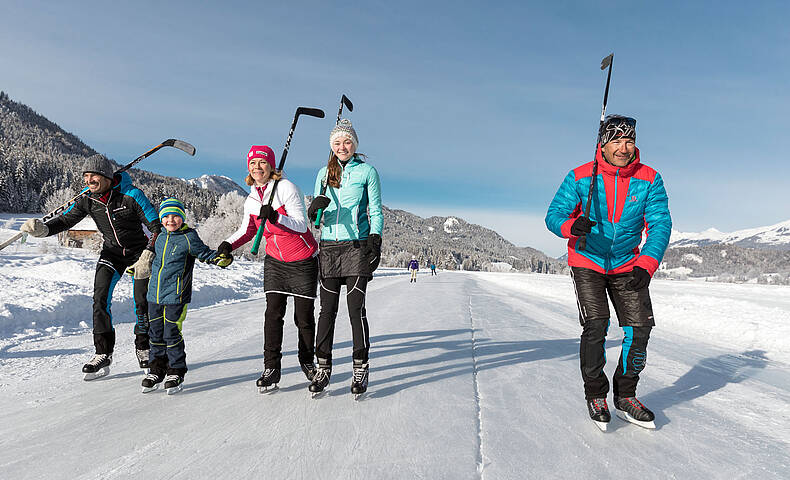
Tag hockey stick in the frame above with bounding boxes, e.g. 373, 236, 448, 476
314, 94, 354, 228
0, 139, 196, 252
250, 107, 326, 255
577, 53, 613, 252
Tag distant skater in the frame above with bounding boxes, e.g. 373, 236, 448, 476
430, 263, 437, 276
545, 115, 672, 430
408, 256, 419, 282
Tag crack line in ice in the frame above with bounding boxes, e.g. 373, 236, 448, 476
469, 294, 485, 478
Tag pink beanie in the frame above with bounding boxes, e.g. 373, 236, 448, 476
247, 145, 276, 169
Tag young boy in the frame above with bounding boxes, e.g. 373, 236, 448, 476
141, 198, 233, 394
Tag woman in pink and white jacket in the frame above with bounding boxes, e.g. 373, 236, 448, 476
217, 145, 319, 391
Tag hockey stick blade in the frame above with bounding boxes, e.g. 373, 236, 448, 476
600, 53, 613, 70
342, 94, 354, 112
295, 107, 325, 119
163, 139, 196, 156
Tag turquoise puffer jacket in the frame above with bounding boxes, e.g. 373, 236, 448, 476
314, 155, 383, 241
147, 225, 218, 305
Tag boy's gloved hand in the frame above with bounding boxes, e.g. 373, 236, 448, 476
212, 253, 233, 268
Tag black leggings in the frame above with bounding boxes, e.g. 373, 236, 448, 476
315, 276, 369, 363
263, 293, 316, 368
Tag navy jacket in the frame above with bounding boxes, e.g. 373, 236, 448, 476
148, 225, 218, 305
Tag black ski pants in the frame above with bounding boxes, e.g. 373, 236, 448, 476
571, 266, 654, 400
93, 248, 150, 354
263, 293, 316, 369
315, 276, 369, 363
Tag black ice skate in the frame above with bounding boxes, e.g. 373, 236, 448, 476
300, 362, 317, 381
141, 371, 165, 393
136, 348, 150, 370
309, 359, 331, 398
164, 374, 184, 395
350, 360, 369, 400
82, 354, 112, 381
587, 398, 611, 432
614, 396, 656, 429
256, 368, 281, 393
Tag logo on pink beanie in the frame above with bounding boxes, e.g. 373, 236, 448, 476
248, 145, 276, 169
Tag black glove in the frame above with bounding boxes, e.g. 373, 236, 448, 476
570, 216, 597, 237
308, 195, 331, 222
258, 205, 279, 224
363, 234, 382, 272
627, 266, 651, 291
217, 241, 232, 257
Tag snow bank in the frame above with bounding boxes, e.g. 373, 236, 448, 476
0, 222, 410, 341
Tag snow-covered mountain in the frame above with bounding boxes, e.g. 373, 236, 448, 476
184, 174, 246, 196
670, 219, 790, 251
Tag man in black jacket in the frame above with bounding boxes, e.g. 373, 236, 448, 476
22, 154, 161, 378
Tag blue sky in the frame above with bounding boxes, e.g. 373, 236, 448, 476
1, 1, 788, 256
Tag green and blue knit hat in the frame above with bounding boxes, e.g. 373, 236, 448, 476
159, 197, 186, 221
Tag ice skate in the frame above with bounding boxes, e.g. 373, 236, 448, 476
350, 360, 369, 400
164, 374, 184, 395
141, 371, 164, 393
300, 362, 317, 381
309, 360, 331, 398
256, 368, 281, 393
82, 354, 112, 381
135, 348, 150, 370
614, 396, 656, 429
587, 398, 611, 432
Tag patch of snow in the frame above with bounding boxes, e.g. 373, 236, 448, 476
444, 217, 460, 234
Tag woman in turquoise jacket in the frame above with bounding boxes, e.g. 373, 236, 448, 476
307, 118, 382, 397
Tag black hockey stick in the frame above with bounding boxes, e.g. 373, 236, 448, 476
314, 94, 354, 228
0, 139, 196, 252
577, 54, 613, 252
250, 107, 326, 255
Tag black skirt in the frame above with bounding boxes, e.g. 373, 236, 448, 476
264, 255, 319, 299
319, 240, 374, 279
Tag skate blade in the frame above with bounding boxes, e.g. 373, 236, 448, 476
258, 385, 279, 394
166, 384, 183, 395
615, 409, 656, 429
141, 384, 160, 393
83, 367, 110, 381
592, 420, 609, 432
353, 392, 367, 401
141, 367, 150, 375
311, 389, 327, 399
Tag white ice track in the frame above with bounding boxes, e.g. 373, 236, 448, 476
1, 270, 790, 479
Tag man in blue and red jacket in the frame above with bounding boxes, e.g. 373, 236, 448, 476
545, 115, 671, 429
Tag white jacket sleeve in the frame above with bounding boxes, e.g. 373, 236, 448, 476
274, 180, 308, 233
